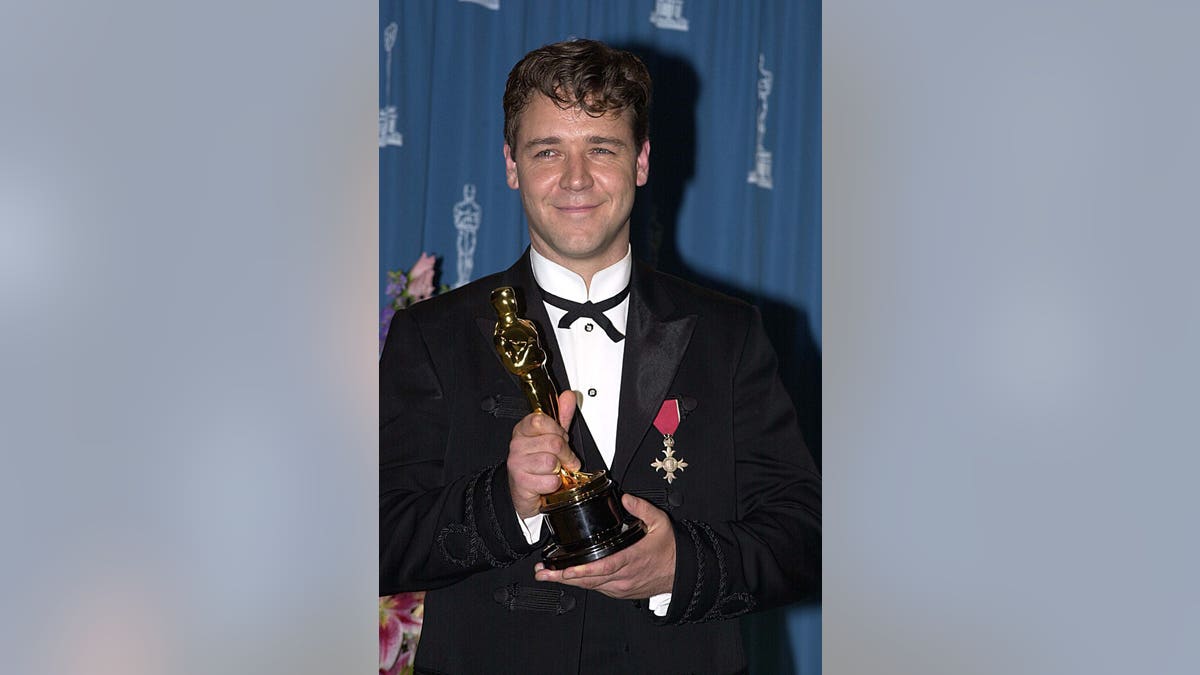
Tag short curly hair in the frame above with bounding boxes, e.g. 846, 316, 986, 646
503, 39, 652, 150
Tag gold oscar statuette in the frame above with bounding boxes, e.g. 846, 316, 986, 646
491, 286, 646, 569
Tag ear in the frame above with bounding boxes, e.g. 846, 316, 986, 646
635, 139, 650, 187
503, 144, 519, 190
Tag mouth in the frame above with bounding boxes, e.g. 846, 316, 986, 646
555, 204, 600, 216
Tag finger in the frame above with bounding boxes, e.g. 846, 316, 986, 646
528, 473, 565, 495
621, 493, 664, 526
509, 445, 557, 472
510, 429, 570, 462
537, 437, 578, 474
534, 566, 564, 584
561, 554, 624, 581
556, 449, 582, 475
545, 573, 602, 591
522, 412, 570, 439
511, 415, 543, 439
552, 570, 637, 595
527, 451, 563, 475
557, 389, 577, 431
545, 393, 581, 472
511, 459, 570, 492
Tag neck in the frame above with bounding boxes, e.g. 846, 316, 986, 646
530, 245, 628, 292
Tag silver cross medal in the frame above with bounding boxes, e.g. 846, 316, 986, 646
651, 434, 688, 483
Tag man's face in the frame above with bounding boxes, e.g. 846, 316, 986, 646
504, 94, 650, 276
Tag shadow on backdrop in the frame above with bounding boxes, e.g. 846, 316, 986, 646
624, 44, 822, 675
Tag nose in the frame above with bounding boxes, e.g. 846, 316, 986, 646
559, 153, 594, 191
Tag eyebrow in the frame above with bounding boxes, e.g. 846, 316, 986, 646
522, 136, 629, 150
585, 135, 629, 148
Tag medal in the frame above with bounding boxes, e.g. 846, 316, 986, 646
651, 399, 688, 483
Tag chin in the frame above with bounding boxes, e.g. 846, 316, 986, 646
543, 234, 594, 255
556, 246, 602, 262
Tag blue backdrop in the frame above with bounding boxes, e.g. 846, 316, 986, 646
380, 2, 820, 672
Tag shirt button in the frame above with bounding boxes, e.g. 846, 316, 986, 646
587, 388, 597, 397
584, 323, 594, 332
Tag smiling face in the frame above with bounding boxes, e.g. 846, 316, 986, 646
504, 94, 650, 283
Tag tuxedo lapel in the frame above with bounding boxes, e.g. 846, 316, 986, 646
611, 263, 697, 482
569, 414, 606, 474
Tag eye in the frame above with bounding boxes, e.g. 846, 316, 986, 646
590, 147, 615, 155
534, 149, 555, 158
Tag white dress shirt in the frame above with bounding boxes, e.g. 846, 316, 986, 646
516, 245, 671, 616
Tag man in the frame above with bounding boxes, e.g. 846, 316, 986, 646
380, 39, 820, 674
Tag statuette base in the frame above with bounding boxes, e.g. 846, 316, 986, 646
539, 470, 646, 570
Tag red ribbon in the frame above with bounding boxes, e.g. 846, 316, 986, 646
653, 399, 681, 437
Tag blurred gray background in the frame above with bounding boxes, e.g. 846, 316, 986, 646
1, 1, 1197, 674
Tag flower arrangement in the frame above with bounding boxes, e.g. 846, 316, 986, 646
380, 591, 425, 675
380, 252, 447, 350
380, 252, 445, 673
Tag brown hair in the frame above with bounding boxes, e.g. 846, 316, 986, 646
503, 39, 652, 149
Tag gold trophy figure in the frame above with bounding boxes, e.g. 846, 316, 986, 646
491, 287, 586, 489
491, 286, 646, 569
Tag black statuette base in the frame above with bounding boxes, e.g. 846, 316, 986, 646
539, 471, 647, 570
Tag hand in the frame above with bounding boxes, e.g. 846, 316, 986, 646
534, 494, 676, 599
507, 390, 581, 519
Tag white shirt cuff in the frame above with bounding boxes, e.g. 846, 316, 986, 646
648, 593, 672, 616
517, 512, 545, 545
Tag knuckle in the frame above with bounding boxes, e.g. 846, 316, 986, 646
508, 439, 532, 458
530, 413, 552, 431
511, 455, 537, 474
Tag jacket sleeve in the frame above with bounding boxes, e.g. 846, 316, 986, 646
657, 306, 821, 624
379, 308, 540, 596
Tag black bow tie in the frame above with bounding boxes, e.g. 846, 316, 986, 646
539, 285, 630, 342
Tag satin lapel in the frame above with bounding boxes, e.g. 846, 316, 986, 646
570, 413, 606, 474
611, 264, 697, 482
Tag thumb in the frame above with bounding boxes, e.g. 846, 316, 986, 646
557, 389, 577, 432
621, 493, 658, 521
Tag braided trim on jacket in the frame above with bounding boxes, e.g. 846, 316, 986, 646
694, 520, 756, 621
483, 462, 522, 560
698, 521, 728, 597
678, 519, 706, 623
435, 468, 503, 568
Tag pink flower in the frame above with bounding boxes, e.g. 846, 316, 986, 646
406, 253, 437, 303
380, 592, 425, 674
379, 609, 403, 672
381, 592, 424, 633
395, 638, 416, 671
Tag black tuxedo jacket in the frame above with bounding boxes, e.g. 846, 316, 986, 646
380, 252, 820, 675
